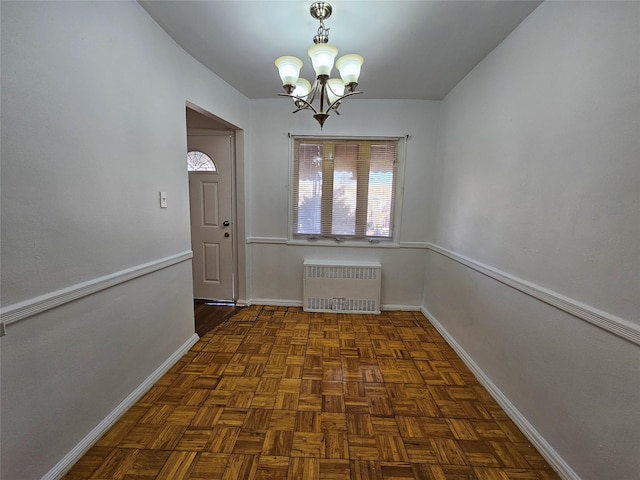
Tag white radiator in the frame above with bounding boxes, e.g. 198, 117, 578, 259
303, 260, 381, 314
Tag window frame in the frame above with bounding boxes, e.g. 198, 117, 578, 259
187, 150, 217, 172
288, 135, 406, 246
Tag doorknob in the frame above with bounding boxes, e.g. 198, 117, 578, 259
223, 220, 230, 227
224, 232, 230, 238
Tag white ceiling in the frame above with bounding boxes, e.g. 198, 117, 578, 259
139, 0, 541, 101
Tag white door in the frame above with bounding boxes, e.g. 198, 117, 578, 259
187, 133, 234, 301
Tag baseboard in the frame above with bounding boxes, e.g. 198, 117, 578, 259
248, 299, 303, 307
381, 304, 422, 311
420, 306, 579, 480
235, 298, 251, 307
42, 333, 200, 480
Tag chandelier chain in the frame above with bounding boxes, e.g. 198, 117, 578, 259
314, 19, 330, 44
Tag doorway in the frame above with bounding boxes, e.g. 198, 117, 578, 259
186, 107, 237, 303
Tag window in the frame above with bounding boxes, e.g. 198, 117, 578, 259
187, 150, 216, 171
292, 137, 399, 241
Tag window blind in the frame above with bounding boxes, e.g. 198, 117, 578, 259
293, 137, 398, 239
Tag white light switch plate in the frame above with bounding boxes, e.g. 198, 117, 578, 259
160, 191, 167, 208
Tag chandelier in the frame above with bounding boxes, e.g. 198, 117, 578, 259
274, 1, 364, 128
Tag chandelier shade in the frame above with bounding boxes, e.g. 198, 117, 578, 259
308, 43, 338, 77
293, 78, 312, 99
274, 56, 303, 91
336, 54, 364, 86
326, 78, 345, 104
274, 2, 364, 128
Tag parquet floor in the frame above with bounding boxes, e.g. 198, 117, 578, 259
64, 306, 560, 479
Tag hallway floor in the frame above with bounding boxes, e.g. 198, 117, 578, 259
64, 306, 560, 479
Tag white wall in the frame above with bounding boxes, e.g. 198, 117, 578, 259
245, 99, 440, 307
0, 2, 250, 479
424, 2, 640, 479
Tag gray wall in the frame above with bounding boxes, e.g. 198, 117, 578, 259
0, 2, 250, 479
424, 2, 640, 479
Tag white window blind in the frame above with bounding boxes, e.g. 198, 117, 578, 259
292, 137, 398, 240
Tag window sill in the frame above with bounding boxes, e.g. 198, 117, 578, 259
287, 238, 401, 248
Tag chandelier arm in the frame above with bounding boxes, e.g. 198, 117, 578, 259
306, 80, 321, 105
280, 94, 318, 114
325, 90, 362, 113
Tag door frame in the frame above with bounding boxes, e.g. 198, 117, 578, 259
187, 128, 238, 302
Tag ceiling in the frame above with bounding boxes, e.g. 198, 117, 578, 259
139, 0, 541, 101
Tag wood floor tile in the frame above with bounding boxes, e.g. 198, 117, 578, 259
222, 453, 257, 479
295, 411, 321, 432
319, 459, 351, 479
124, 449, 171, 478
244, 408, 273, 431
155, 451, 197, 480
430, 438, 469, 466
174, 427, 213, 451
379, 461, 415, 479
189, 453, 229, 479
322, 432, 349, 459
64, 446, 114, 479
288, 457, 320, 479
269, 410, 297, 430
184, 406, 218, 428
88, 447, 139, 479
208, 426, 241, 453
165, 406, 200, 426
94, 422, 135, 447
291, 432, 324, 457
349, 435, 380, 460
65, 307, 560, 480
350, 460, 384, 480
371, 417, 401, 435
232, 430, 267, 454
149, 425, 187, 450
298, 393, 323, 411
320, 412, 348, 433
346, 413, 374, 436
118, 425, 160, 449
254, 455, 290, 480
217, 408, 248, 427
375, 435, 409, 462
262, 430, 294, 456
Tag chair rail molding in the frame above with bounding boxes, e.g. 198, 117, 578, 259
427, 243, 640, 346
0, 251, 193, 329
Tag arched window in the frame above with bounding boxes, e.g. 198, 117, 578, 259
187, 150, 216, 171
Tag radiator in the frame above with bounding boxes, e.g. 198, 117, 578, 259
303, 260, 381, 314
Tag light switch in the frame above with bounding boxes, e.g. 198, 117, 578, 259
160, 191, 167, 208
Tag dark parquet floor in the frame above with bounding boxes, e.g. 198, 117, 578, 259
194, 300, 240, 337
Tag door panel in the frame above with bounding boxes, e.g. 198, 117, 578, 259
202, 182, 219, 225
204, 243, 221, 281
188, 133, 234, 301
